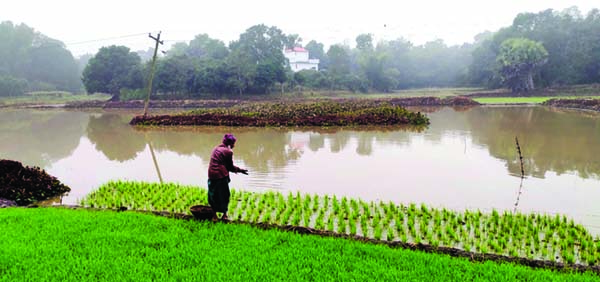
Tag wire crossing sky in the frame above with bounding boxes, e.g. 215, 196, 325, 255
2, 0, 598, 56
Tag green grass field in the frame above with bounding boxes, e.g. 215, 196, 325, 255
0, 208, 597, 281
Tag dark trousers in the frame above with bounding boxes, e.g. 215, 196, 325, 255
207, 177, 230, 213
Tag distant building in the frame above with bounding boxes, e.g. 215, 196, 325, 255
284, 47, 319, 72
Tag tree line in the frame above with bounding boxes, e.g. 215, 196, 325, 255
0, 21, 81, 96
2, 6, 600, 98
468, 7, 600, 92
82, 26, 475, 100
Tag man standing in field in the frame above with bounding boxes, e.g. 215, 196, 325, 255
208, 134, 248, 222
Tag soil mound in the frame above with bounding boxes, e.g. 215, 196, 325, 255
0, 159, 71, 206
543, 98, 600, 112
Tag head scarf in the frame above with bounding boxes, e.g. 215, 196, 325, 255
222, 133, 236, 146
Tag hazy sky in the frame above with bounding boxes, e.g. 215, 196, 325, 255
1, 0, 598, 56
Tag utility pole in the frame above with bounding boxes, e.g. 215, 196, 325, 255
143, 31, 163, 117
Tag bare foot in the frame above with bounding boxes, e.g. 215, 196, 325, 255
221, 214, 228, 221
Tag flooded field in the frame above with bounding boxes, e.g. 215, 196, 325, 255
1, 106, 599, 233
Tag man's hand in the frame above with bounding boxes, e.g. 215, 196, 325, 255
240, 169, 249, 175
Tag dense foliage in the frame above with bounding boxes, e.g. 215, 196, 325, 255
497, 38, 548, 92
0, 21, 81, 94
81, 46, 144, 100
71, 7, 600, 99
130, 100, 430, 126
468, 7, 600, 91
81, 181, 600, 266
0, 75, 28, 96
2, 208, 597, 281
0, 159, 70, 205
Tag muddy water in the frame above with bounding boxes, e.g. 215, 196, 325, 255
1, 106, 600, 234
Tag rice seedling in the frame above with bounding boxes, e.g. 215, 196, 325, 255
349, 220, 358, 236
326, 215, 335, 232
82, 181, 600, 265
360, 216, 369, 237
386, 226, 395, 241
362, 202, 371, 219
303, 211, 311, 227
312, 194, 320, 212
291, 210, 301, 226
374, 225, 383, 240
337, 214, 347, 234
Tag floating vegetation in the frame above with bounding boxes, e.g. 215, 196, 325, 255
0, 159, 71, 205
81, 181, 599, 266
129, 100, 430, 126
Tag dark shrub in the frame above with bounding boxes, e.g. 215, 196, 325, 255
0, 159, 71, 205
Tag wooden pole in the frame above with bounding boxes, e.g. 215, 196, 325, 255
148, 140, 163, 184
143, 31, 163, 117
513, 136, 525, 212
515, 136, 525, 178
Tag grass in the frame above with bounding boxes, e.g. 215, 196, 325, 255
0, 208, 598, 281
80, 181, 600, 266
0, 92, 111, 106
473, 96, 600, 104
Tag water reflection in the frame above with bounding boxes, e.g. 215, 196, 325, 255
2, 107, 599, 181
87, 114, 146, 162
0, 109, 87, 167
464, 106, 600, 179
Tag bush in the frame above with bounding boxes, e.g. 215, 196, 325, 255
0, 160, 71, 205
119, 88, 146, 101
0, 75, 28, 96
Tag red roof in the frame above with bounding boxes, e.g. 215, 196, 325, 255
285, 47, 307, 52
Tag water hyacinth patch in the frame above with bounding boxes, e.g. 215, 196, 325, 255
81, 181, 600, 266
129, 100, 430, 127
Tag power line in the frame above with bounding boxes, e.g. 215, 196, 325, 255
65, 33, 150, 45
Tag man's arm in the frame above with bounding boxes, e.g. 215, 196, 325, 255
223, 149, 243, 173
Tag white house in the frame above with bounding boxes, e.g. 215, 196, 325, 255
284, 47, 319, 72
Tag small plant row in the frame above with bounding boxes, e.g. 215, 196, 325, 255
129, 100, 430, 126
80, 181, 600, 266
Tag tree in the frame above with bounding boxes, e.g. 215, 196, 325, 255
326, 44, 352, 90
191, 60, 233, 96
24, 36, 81, 92
305, 40, 328, 70
0, 75, 28, 96
326, 44, 351, 76
82, 45, 144, 100
284, 34, 302, 49
153, 55, 196, 95
0, 21, 81, 93
355, 33, 374, 52
467, 7, 600, 88
497, 38, 548, 92
226, 24, 287, 94
187, 34, 229, 60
